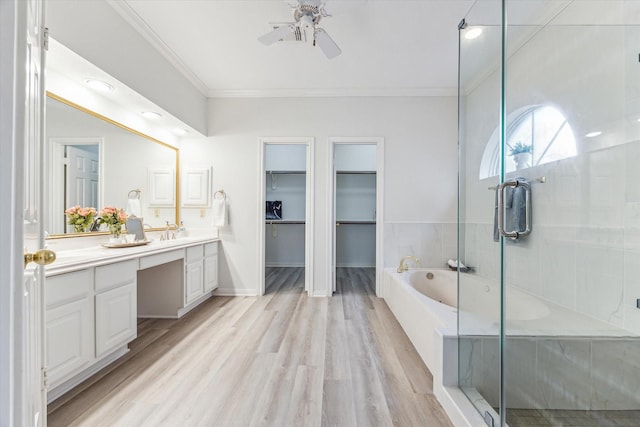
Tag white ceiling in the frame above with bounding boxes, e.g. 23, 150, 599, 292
108, 0, 476, 98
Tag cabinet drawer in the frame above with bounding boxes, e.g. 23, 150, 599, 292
186, 245, 204, 262
95, 260, 137, 292
204, 242, 218, 256
139, 249, 184, 270
46, 269, 93, 308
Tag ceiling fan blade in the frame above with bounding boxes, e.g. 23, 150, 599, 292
314, 28, 341, 59
258, 24, 294, 45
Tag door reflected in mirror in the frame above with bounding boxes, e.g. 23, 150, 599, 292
45, 93, 179, 237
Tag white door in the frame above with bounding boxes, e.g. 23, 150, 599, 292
1, 0, 48, 424
66, 145, 99, 215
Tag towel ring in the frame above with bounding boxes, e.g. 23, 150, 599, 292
128, 189, 141, 200
214, 189, 226, 200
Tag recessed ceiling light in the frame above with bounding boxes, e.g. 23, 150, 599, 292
585, 131, 602, 138
141, 111, 162, 120
85, 79, 113, 92
173, 128, 188, 136
637, 117, 640, 122
465, 28, 483, 40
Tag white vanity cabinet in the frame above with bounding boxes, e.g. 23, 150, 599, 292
204, 242, 219, 292
185, 245, 205, 305
46, 269, 94, 387
46, 237, 219, 401
95, 260, 137, 358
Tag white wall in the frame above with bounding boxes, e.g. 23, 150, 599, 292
180, 96, 458, 295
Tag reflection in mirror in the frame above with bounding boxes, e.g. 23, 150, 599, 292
45, 93, 179, 237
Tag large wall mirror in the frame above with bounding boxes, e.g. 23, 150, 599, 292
45, 92, 180, 237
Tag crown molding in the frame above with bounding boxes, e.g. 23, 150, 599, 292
106, 0, 209, 96
207, 87, 458, 98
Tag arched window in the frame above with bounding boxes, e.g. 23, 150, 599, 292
479, 105, 577, 179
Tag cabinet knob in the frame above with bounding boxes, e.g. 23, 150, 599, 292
24, 249, 56, 269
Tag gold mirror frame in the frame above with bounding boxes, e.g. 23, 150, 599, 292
46, 92, 180, 239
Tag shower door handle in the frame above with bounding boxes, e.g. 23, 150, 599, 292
497, 179, 532, 240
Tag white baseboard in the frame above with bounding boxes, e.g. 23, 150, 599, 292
213, 288, 258, 296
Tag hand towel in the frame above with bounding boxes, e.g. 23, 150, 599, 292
493, 186, 500, 242
505, 179, 527, 235
125, 198, 141, 218
212, 198, 227, 227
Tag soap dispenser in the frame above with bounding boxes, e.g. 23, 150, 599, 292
177, 221, 187, 238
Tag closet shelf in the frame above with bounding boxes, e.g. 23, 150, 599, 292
265, 220, 306, 224
266, 170, 306, 175
336, 170, 376, 175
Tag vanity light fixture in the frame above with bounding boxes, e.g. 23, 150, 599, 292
141, 111, 162, 120
585, 131, 602, 138
464, 27, 483, 40
85, 79, 114, 92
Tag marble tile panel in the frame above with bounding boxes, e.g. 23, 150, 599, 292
624, 141, 640, 203
591, 339, 640, 410
478, 336, 500, 408
504, 338, 540, 409
419, 223, 445, 267
624, 202, 640, 251
536, 338, 592, 410
576, 245, 624, 326
540, 226, 577, 309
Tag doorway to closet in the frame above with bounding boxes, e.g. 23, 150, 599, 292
329, 138, 384, 296
258, 138, 314, 296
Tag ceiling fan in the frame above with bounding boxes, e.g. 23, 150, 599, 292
258, 0, 342, 59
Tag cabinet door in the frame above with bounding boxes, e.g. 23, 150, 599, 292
95, 283, 137, 358
185, 260, 204, 305
46, 296, 94, 387
204, 254, 218, 292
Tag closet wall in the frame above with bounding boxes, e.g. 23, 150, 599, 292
264, 144, 307, 267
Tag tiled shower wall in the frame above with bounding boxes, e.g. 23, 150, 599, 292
462, 141, 640, 336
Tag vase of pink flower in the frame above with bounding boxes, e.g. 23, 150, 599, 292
64, 205, 97, 233
98, 206, 127, 240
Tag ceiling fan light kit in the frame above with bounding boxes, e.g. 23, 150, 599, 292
258, 0, 341, 59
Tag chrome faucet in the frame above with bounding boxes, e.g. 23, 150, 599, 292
161, 222, 178, 240
397, 255, 421, 273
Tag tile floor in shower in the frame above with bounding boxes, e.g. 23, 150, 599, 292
505, 408, 640, 426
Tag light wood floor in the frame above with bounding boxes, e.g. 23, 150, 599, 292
47, 267, 453, 427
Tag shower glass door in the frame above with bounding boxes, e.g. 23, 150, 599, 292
459, 1, 640, 426
457, 0, 504, 424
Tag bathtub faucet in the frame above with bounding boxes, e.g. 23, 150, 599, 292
397, 255, 421, 273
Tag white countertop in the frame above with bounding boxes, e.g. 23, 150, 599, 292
46, 235, 220, 276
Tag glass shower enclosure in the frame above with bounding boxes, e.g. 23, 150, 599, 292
458, 1, 640, 426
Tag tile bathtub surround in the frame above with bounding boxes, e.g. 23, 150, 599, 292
383, 222, 457, 270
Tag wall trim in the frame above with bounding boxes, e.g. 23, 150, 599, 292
208, 87, 458, 98
213, 289, 259, 297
